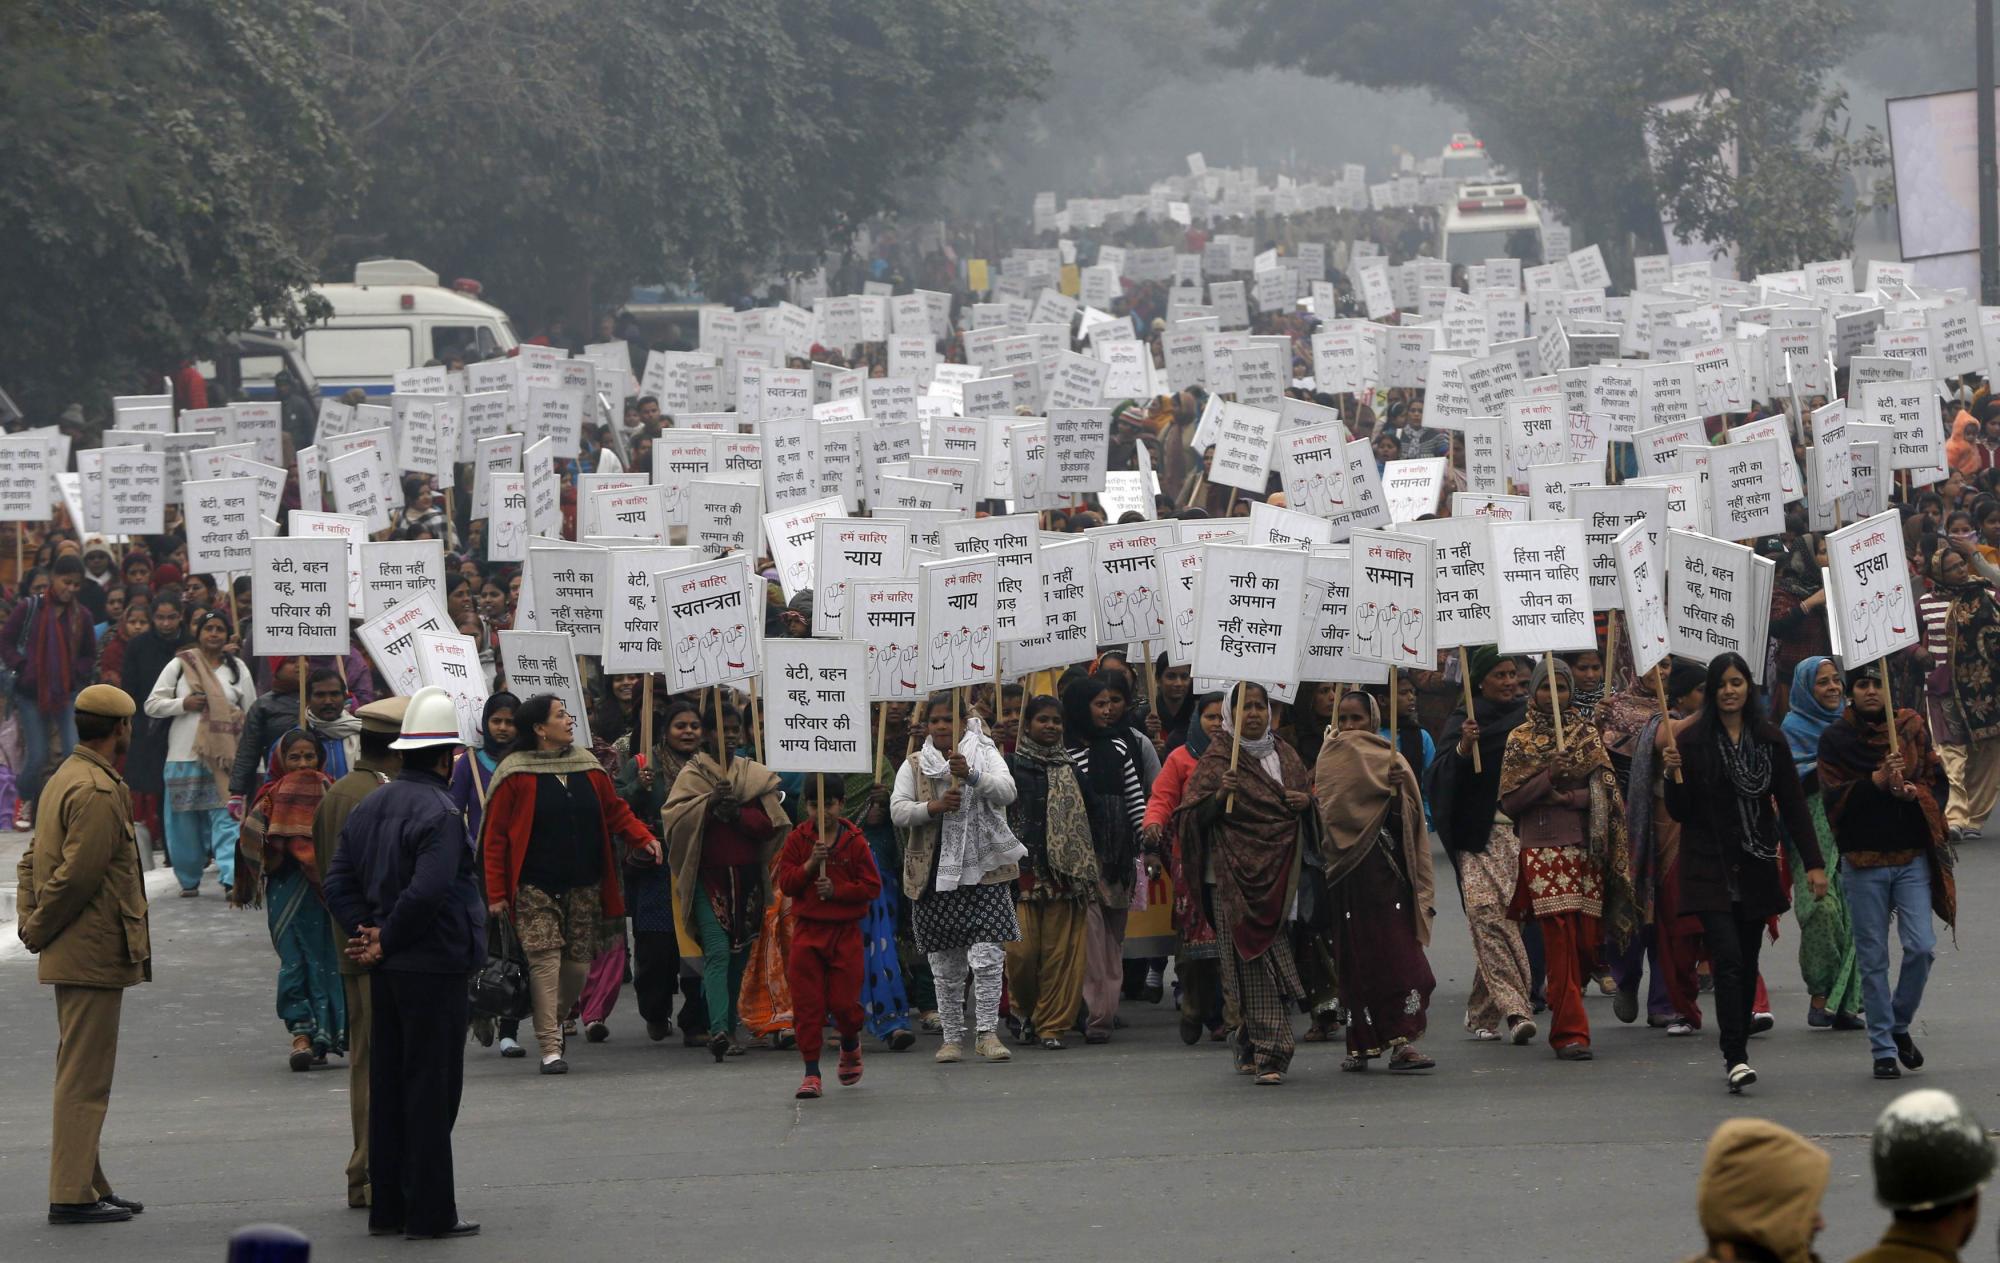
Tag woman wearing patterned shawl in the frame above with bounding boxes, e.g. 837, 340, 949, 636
1315, 691, 1436, 1073
1005, 695, 1100, 1050
1498, 657, 1636, 1061
232, 729, 345, 1070
1597, 660, 1706, 1036
1778, 656, 1865, 1031
1175, 683, 1313, 1085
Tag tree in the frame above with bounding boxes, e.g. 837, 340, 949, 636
316, 0, 1045, 323
1221, 0, 1886, 282
0, 1, 357, 420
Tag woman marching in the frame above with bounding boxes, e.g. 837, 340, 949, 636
1496, 657, 1637, 1061
450, 693, 526, 1056
1005, 695, 1099, 1049
1147, 693, 1229, 1044
1663, 652, 1829, 1093
232, 729, 347, 1070
890, 693, 1024, 1063
480, 695, 664, 1074
1063, 676, 1152, 1044
144, 609, 256, 897
1315, 690, 1437, 1073
614, 697, 705, 1044
1779, 657, 1865, 1031
1175, 683, 1313, 1085
660, 698, 790, 1061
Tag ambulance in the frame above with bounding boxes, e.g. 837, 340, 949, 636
1438, 181, 1546, 267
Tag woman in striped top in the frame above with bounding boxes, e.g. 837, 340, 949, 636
1064, 675, 1154, 1044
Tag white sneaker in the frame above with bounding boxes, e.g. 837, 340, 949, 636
974, 1031, 1011, 1061
934, 1042, 964, 1064
1509, 1018, 1537, 1046
1727, 1063, 1757, 1093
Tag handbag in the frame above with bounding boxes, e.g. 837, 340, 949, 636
0, 594, 39, 700
468, 915, 532, 1022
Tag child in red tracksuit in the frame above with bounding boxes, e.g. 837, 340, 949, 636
775, 775, 883, 1099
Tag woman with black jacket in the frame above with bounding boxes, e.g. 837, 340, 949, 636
1662, 652, 1829, 1094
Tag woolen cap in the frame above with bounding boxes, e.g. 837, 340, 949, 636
356, 697, 410, 735
75, 684, 136, 718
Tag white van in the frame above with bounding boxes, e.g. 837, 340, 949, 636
1438, 182, 1544, 267
251, 259, 520, 397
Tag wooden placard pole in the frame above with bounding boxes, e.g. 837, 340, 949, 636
748, 677, 764, 763
711, 685, 729, 771
1654, 668, 1682, 783
871, 701, 887, 786
1388, 665, 1399, 743
641, 675, 654, 765
1545, 651, 1565, 750
1458, 646, 1482, 774
1224, 692, 1245, 813
296, 654, 307, 717
1882, 667, 1901, 758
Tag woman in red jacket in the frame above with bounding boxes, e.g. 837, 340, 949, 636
480, 694, 661, 1074
774, 775, 882, 1100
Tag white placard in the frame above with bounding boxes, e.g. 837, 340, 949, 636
589, 483, 668, 541
1381, 457, 1447, 523
101, 449, 165, 535
184, 477, 257, 576
658, 553, 761, 692
359, 539, 445, 623
765, 495, 844, 600
1249, 499, 1337, 550
289, 510, 368, 615
1492, 519, 1597, 655
1824, 509, 1919, 669
1001, 537, 1098, 679
1710, 436, 1786, 540
1347, 529, 1437, 668
846, 579, 924, 700
1048, 408, 1111, 499
936, 514, 1045, 641
687, 479, 762, 559
526, 545, 610, 647
1858, 378, 1945, 472
524, 437, 561, 540
814, 519, 911, 639
1087, 519, 1172, 645
414, 632, 488, 746
250, 536, 350, 659
1402, 516, 1497, 649
763, 639, 873, 773
359, 592, 453, 698
1190, 544, 1308, 687
919, 554, 1000, 690
0, 436, 52, 522
1273, 421, 1352, 519
496, 629, 592, 747
1325, 438, 1390, 540
1528, 461, 1600, 521
601, 545, 691, 673
488, 474, 527, 563
1156, 543, 1205, 669
1666, 532, 1758, 673
1614, 523, 1670, 679
326, 446, 392, 533
296, 445, 324, 514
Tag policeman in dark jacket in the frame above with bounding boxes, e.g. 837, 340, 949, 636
1849, 1089, 1996, 1262
324, 687, 482, 1241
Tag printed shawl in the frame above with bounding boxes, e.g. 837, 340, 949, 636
661, 751, 787, 926
177, 649, 245, 798
1500, 700, 1639, 950
1174, 728, 1307, 962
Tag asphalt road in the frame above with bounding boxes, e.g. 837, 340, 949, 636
1, 832, 1995, 1263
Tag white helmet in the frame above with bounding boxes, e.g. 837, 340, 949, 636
391, 686, 464, 751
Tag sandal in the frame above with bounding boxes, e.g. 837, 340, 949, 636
1303, 1025, 1330, 1043
289, 1036, 314, 1073
1340, 1054, 1369, 1072
1254, 1071, 1285, 1086
1389, 1047, 1436, 1072
1041, 1036, 1066, 1051
725, 1042, 748, 1057
706, 1031, 730, 1062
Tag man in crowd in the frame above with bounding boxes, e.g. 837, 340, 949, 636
324, 687, 481, 1240
312, 696, 406, 1212
13, 685, 149, 1225
2, 554, 98, 830
229, 665, 357, 813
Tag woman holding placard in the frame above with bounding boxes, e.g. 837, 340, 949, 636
1062, 676, 1152, 1045
1662, 653, 1828, 1094
1497, 658, 1636, 1061
1315, 691, 1437, 1073
1004, 695, 1098, 1050
1175, 683, 1313, 1085
144, 609, 256, 897
890, 693, 1023, 1064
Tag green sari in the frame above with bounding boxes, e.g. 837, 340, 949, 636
1793, 792, 1862, 1017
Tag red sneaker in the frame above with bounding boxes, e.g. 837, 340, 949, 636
837, 1046, 863, 1086
794, 1074, 822, 1099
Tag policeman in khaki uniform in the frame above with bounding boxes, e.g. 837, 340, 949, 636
13, 685, 150, 1225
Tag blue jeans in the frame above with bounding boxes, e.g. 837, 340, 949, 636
1842, 857, 1935, 1062
16, 697, 77, 808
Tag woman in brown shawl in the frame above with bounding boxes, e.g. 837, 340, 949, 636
660, 699, 789, 1061
1498, 657, 1636, 1060
1174, 683, 1313, 1085
1315, 691, 1436, 1073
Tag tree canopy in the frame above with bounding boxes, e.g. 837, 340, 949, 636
0, 0, 1046, 417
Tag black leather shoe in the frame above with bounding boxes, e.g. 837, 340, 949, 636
1874, 1057, 1902, 1079
1893, 1032, 1925, 1070
100, 1193, 143, 1214
48, 1201, 133, 1225
407, 1220, 481, 1240
368, 1224, 405, 1237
